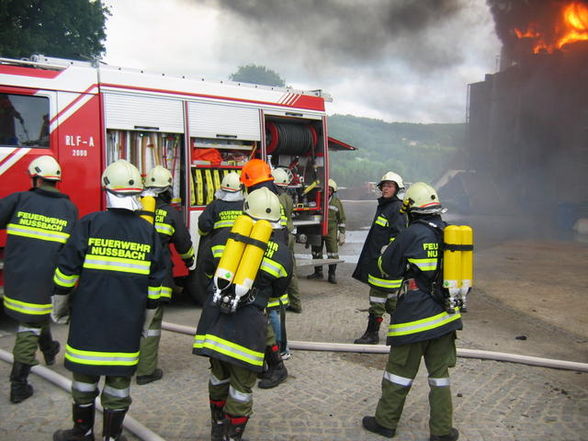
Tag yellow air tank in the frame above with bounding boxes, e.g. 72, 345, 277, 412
442, 225, 462, 297
214, 215, 254, 291
233, 219, 273, 296
140, 196, 156, 224
460, 225, 474, 297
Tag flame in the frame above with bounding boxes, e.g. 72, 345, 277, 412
514, 1, 588, 53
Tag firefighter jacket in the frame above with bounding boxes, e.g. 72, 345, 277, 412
328, 195, 346, 235
278, 190, 294, 233
352, 196, 406, 285
193, 227, 292, 372
0, 187, 77, 323
53, 208, 166, 376
379, 214, 463, 346
154, 199, 194, 301
198, 198, 243, 237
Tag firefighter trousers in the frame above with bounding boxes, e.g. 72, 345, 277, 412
286, 234, 302, 310
374, 332, 457, 436
208, 358, 257, 417
71, 372, 132, 410
136, 305, 164, 376
13, 320, 52, 365
368, 287, 395, 318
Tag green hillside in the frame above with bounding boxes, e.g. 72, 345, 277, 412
327, 114, 465, 187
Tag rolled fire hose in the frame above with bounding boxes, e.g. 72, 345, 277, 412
161, 321, 588, 373
0, 349, 166, 441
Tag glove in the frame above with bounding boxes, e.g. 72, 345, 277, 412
51, 294, 70, 324
338, 231, 346, 246
142, 308, 157, 338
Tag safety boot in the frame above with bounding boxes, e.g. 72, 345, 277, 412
430, 428, 459, 441
9, 361, 34, 403
39, 329, 60, 366
306, 267, 323, 280
328, 265, 337, 284
223, 414, 249, 441
258, 345, 288, 389
53, 403, 95, 441
102, 408, 128, 441
210, 400, 225, 441
353, 313, 382, 345
136, 368, 163, 385
362, 416, 396, 438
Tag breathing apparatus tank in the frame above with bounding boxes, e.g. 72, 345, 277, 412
442, 225, 474, 312
140, 196, 156, 224
233, 219, 273, 297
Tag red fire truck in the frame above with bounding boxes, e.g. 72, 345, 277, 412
0, 55, 352, 300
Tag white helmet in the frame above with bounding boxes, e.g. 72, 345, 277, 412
328, 178, 337, 192
378, 171, 404, 190
272, 167, 293, 187
243, 187, 281, 222
221, 172, 242, 192
102, 160, 143, 195
144, 165, 172, 188
28, 155, 62, 181
401, 182, 443, 215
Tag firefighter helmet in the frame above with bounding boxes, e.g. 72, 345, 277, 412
221, 171, 242, 192
102, 159, 143, 195
378, 171, 404, 190
328, 178, 338, 192
240, 159, 273, 188
401, 182, 442, 215
272, 167, 292, 187
28, 155, 62, 181
144, 165, 172, 188
243, 187, 281, 222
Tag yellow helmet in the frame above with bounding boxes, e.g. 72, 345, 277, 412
378, 171, 404, 190
102, 160, 143, 195
401, 182, 442, 215
272, 168, 293, 187
243, 187, 281, 222
28, 155, 61, 181
328, 178, 337, 192
220, 171, 242, 192
144, 165, 172, 188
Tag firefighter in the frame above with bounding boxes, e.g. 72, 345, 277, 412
198, 171, 244, 237
352, 171, 407, 344
0, 155, 78, 404
193, 187, 292, 441
135, 165, 195, 385
362, 182, 462, 441
52, 159, 166, 441
306, 178, 346, 284
272, 166, 302, 314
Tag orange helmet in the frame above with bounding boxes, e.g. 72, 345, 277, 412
240, 159, 273, 188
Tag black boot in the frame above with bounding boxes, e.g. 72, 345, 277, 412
210, 400, 225, 441
9, 361, 34, 403
223, 414, 248, 441
362, 416, 396, 438
353, 314, 382, 344
39, 328, 60, 366
136, 368, 163, 385
258, 345, 288, 389
53, 403, 95, 441
306, 267, 323, 280
430, 428, 459, 441
328, 265, 337, 284
102, 408, 128, 441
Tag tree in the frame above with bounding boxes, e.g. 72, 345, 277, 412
0, 0, 110, 61
229, 64, 286, 87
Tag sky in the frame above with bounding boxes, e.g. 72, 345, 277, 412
102, 0, 501, 124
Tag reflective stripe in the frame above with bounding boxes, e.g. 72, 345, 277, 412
148, 285, 161, 300
383, 371, 413, 387
327, 252, 338, 258
83, 254, 150, 275
155, 222, 174, 236
3, 295, 52, 315
369, 295, 387, 304
212, 245, 225, 258
388, 311, 462, 337
160, 286, 173, 299
260, 258, 287, 278
54, 267, 79, 288
193, 334, 264, 367
229, 385, 252, 403
267, 293, 289, 308
339, 223, 346, 229
408, 257, 438, 271
180, 247, 194, 260
328, 205, 339, 212
6, 223, 70, 244
368, 274, 402, 289
145, 329, 161, 337
429, 377, 451, 387
17, 325, 41, 335
214, 220, 235, 229
103, 385, 130, 398
72, 380, 98, 393
375, 216, 388, 227
209, 373, 230, 386
65, 344, 139, 367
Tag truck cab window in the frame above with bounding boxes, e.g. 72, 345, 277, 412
0, 93, 50, 148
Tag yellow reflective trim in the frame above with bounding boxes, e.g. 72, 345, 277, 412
408, 257, 438, 271
368, 274, 402, 289
83, 254, 150, 275
54, 267, 79, 288
193, 334, 264, 367
212, 245, 225, 258
160, 286, 173, 299
180, 247, 194, 259
148, 286, 161, 300
267, 293, 289, 308
388, 310, 462, 337
155, 222, 174, 236
3, 295, 52, 315
375, 216, 388, 227
65, 344, 139, 366
260, 257, 287, 278
7, 223, 70, 243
